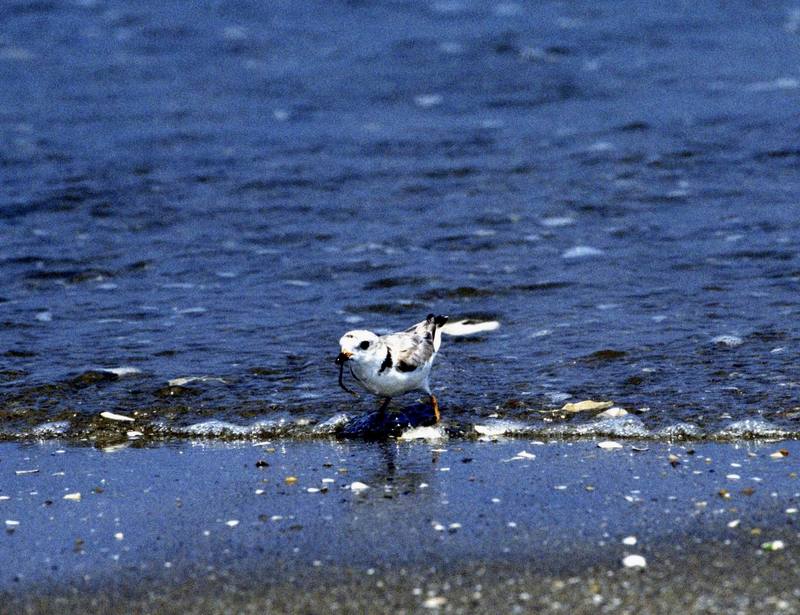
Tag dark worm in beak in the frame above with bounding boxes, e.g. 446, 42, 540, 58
336, 353, 358, 396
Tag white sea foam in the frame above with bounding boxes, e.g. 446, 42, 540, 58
540, 216, 576, 228
314, 413, 351, 434
414, 94, 443, 108
746, 78, 799, 92
716, 419, 791, 440
399, 426, 446, 440
562, 246, 604, 259
655, 422, 703, 439
100, 367, 141, 377
31, 421, 70, 436
712, 335, 743, 347
182, 419, 286, 438
547, 416, 649, 438
474, 420, 526, 437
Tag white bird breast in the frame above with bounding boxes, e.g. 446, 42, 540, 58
349, 355, 432, 397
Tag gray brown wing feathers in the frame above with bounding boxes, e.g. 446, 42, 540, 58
384, 314, 448, 369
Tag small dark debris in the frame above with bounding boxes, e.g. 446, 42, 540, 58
154, 385, 196, 398
69, 370, 118, 388
583, 349, 627, 363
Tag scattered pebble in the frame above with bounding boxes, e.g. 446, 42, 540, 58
622, 536, 637, 545
348, 481, 369, 492
225, 520, 239, 527
727, 519, 740, 528
114, 532, 124, 540
307, 487, 320, 493
5, 520, 20, 527
284, 476, 298, 485
622, 554, 647, 569
422, 596, 447, 609
254, 489, 265, 495
786, 508, 798, 514
770, 449, 790, 459
63, 492, 81, 501
761, 540, 785, 551
597, 441, 623, 450
15, 469, 39, 475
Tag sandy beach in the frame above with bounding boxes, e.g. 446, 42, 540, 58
2, 438, 798, 613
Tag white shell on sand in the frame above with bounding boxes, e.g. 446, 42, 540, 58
597, 441, 623, 450
596, 407, 628, 419
100, 411, 134, 422
562, 400, 614, 412
622, 554, 647, 568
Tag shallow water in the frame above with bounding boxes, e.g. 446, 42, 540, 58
1, 0, 799, 442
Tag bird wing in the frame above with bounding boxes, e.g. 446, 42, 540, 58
384, 319, 437, 370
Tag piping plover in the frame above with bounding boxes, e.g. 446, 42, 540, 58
336, 314, 499, 422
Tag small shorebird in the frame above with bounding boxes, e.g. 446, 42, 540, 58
335, 314, 499, 422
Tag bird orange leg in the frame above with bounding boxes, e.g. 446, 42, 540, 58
430, 394, 440, 423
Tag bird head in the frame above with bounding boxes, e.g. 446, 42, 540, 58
336, 330, 380, 365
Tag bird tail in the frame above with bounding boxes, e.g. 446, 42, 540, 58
439, 319, 500, 336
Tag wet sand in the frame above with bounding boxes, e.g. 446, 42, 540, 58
2, 439, 798, 613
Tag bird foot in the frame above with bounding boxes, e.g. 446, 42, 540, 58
430, 394, 440, 423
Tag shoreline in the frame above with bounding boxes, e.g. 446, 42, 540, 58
2, 439, 798, 613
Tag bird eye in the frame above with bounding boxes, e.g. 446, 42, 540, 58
359, 341, 370, 350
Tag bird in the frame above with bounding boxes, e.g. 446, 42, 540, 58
335, 314, 499, 422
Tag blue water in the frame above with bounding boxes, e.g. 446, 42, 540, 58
1, 0, 799, 440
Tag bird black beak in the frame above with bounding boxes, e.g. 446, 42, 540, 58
335, 351, 352, 366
